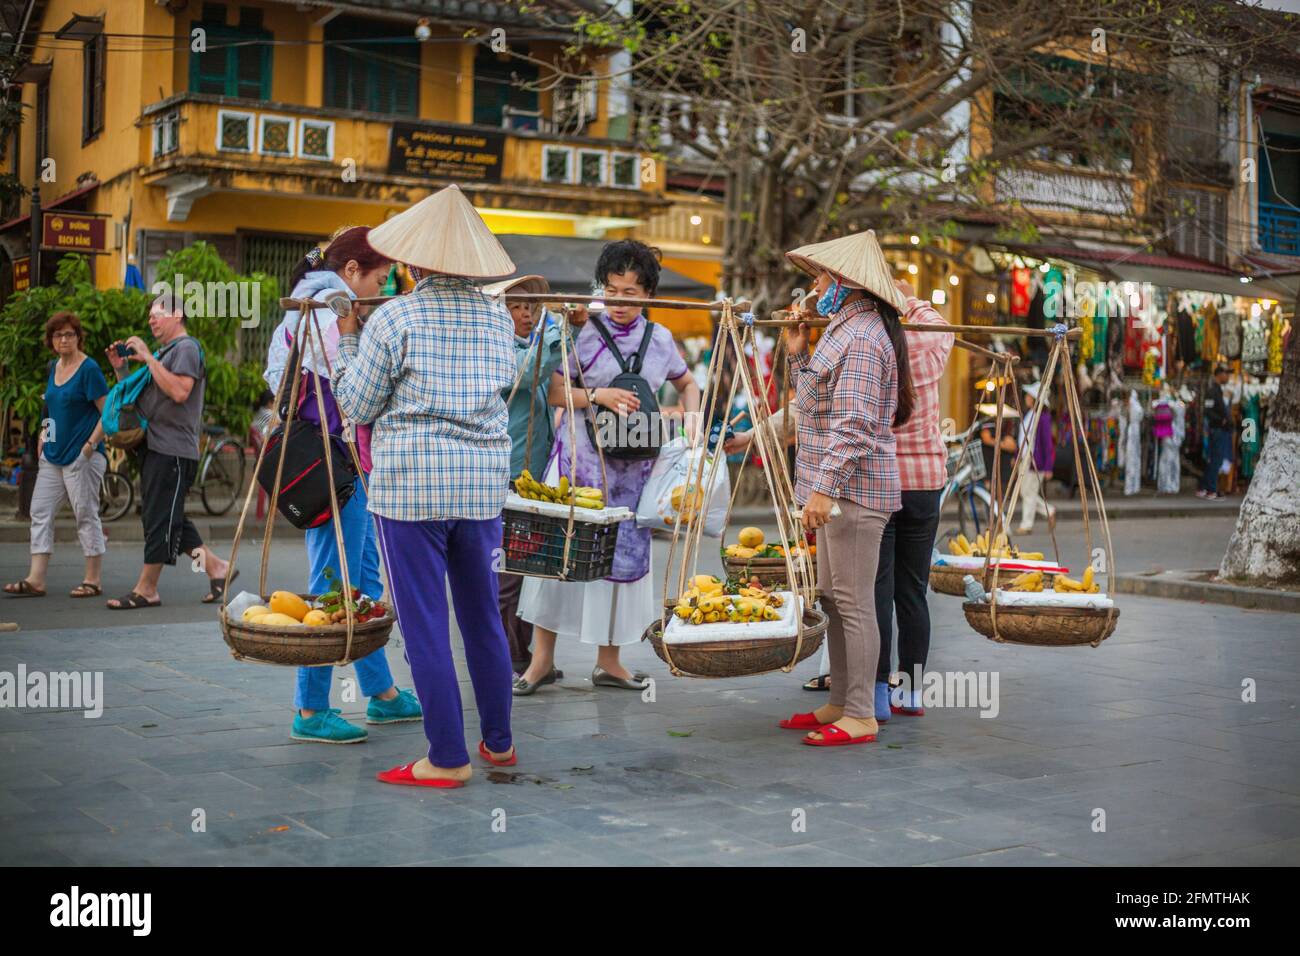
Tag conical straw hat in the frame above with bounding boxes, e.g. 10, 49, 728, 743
786, 229, 907, 311
367, 184, 515, 279
481, 274, 550, 297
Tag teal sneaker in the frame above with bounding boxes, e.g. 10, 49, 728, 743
366, 688, 422, 725
291, 708, 368, 744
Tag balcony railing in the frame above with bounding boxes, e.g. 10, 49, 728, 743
1259, 200, 1300, 257
139, 94, 655, 194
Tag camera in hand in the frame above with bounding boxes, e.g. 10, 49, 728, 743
114, 343, 136, 358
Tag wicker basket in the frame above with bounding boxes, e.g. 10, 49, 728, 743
721, 554, 803, 589
642, 606, 828, 678
219, 594, 393, 666
962, 601, 1118, 648
930, 564, 1054, 597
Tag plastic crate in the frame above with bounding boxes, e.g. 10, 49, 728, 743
946, 440, 987, 482
502, 507, 620, 582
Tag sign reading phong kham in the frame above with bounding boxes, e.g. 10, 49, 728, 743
41, 211, 109, 255
388, 123, 505, 183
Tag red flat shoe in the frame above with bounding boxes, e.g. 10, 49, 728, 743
376, 762, 465, 788
890, 704, 925, 717
779, 711, 827, 730
802, 723, 876, 747
478, 740, 517, 766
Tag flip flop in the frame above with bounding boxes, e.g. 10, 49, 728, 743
802, 674, 831, 691
3, 580, 46, 598
779, 711, 827, 730
376, 762, 465, 789
802, 723, 877, 747
478, 740, 517, 767
201, 569, 239, 604
107, 591, 161, 611
70, 582, 102, 598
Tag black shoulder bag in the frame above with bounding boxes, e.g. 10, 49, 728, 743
584, 317, 664, 461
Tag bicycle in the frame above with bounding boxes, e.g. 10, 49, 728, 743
197, 424, 247, 516
99, 446, 134, 522
939, 421, 995, 539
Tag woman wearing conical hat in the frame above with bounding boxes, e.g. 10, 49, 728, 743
775, 229, 915, 747
331, 185, 519, 787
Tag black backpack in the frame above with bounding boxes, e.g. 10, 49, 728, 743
256, 340, 357, 529
585, 317, 664, 461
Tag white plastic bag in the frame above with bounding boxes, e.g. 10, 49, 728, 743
635, 436, 730, 537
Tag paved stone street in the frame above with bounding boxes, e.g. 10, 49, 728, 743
1, 513, 1298, 866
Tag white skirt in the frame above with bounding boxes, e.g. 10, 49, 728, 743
518, 567, 654, 648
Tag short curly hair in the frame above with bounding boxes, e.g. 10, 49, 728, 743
44, 311, 83, 350
595, 239, 661, 297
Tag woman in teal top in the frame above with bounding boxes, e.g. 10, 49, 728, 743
5, 312, 109, 598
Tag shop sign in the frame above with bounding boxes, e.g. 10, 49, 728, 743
13, 256, 29, 291
966, 275, 1000, 326
388, 123, 506, 183
41, 211, 110, 255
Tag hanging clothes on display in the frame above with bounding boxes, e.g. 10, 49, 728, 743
1011, 268, 1032, 318
1027, 277, 1049, 369
1241, 388, 1262, 479
1154, 394, 1183, 494
1220, 305, 1241, 360
1242, 315, 1268, 376
1267, 311, 1285, 375
1078, 290, 1096, 364
1123, 314, 1146, 369
1200, 301, 1220, 365
1175, 298, 1198, 368
1123, 390, 1144, 496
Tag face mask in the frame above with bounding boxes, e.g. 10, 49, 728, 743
816, 279, 851, 316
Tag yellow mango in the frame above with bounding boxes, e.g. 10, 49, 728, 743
302, 609, 331, 627
256, 612, 305, 627
241, 605, 271, 622
737, 527, 765, 548
270, 591, 310, 621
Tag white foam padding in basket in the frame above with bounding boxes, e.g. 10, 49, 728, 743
985, 589, 1114, 610
934, 554, 1069, 574
504, 493, 634, 526
663, 592, 805, 645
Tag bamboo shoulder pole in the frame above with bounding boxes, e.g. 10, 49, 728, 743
279, 292, 750, 313
760, 311, 1082, 339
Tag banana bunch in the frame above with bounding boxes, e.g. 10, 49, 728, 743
1007, 570, 1044, 592
515, 470, 605, 509
1054, 567, 1100, 593
672, 576, 783, 625
949, 531, 1043, 561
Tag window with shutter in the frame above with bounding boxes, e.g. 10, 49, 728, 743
189, 18, 272, 100
323, 17, 419, 116
82, 33, 105, 143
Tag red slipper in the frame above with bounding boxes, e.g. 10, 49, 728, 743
801, 723, 876, 747
890, 704, 925, 717
376, 762, 465, 788
779, 711, 826, 730
478, 740, 517, 766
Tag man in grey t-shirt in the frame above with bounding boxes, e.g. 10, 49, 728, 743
105, 296, 234, 610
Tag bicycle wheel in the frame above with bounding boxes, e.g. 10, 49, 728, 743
100, 469, 134, 522
200, 439, 245, 516
957, 484, 982, 540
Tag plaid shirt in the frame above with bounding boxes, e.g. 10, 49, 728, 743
895, 296, 954, 491
333, 275, 515, 522
790, 298, 901, 513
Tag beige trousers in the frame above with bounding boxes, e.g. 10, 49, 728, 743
30, 451, 106, 556
816, 497, 889, 719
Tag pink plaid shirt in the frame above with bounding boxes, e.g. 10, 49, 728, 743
895, 297, 954, 491
789, 298, 901, 514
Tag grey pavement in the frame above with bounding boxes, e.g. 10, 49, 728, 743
1, 513, 1297, 866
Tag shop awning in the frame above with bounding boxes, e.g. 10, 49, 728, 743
493, 234, 717, 300
0, 180, 100, 234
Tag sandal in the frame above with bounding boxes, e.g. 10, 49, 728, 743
70, 582, 102, 598
478, 740, 517, 767
3, 580, 46, 598
107, 591, 161, 611
802, 674, 831, 692
201, 569, 238, 604
779, 711, 828, 730
802, 723, 876, 748
376, 763, 465, 789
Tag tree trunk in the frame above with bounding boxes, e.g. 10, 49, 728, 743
1219, 295, 1300, 582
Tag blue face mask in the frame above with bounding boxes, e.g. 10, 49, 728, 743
816, 279, 851, 316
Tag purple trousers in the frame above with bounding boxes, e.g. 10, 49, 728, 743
374, 514, 513, 768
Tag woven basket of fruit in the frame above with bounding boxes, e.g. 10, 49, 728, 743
721, 527, 813, 589
643, 606, 828, 678
219, 585, 393, 666
962, 602, 1119, 648
502, 471, 631, 582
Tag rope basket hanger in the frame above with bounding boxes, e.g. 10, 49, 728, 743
219, 298, 393, 667
644, 300, 828, 679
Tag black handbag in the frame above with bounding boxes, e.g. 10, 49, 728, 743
257, 340, 356, 529
584, 317, 664, 461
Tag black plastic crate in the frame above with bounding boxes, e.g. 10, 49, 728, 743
501, 507, 620, 582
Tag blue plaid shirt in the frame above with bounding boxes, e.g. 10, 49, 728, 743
333, 275, 516, 522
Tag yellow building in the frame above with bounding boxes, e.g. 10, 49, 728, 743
1, 0, 720, 351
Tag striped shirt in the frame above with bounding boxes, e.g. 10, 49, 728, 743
332, 275, 516, 522
790, 297, 901, 514
895, 296, 954, 491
